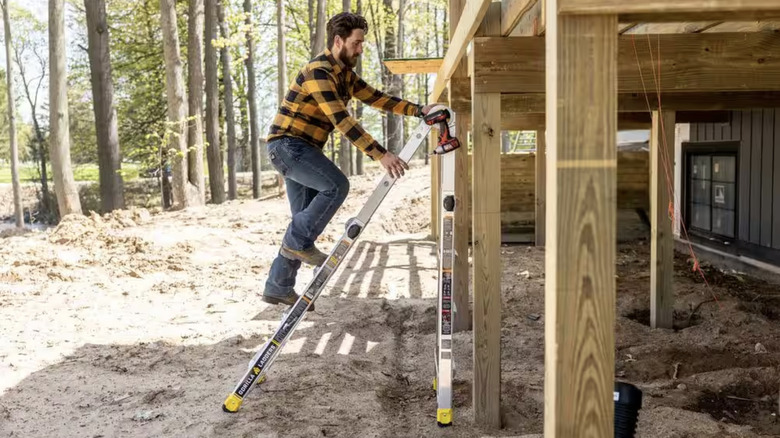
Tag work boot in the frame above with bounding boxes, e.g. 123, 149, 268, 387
280, 243, 329, 267
262, 289, 315, 312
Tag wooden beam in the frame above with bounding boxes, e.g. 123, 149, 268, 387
430, 131, 440, 240
704, 20, 780, 32
449, 0, 471, 333
454, 109, 728, 130
650, 110, 676, 330
558, 0, 780, 20
544, 3, 616, 436
535, 129, 546, 246
472, 33, 780, 94
471, 1, 501, 428
501, 0, 536, 36
383, 57, 443, 74
622, 22, 717, 34
510, 0, 545, 36
428, 0, 492, 103
619, 12, 780, 22
452, 90, 780, 116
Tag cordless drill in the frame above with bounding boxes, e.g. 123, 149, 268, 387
424, 108, 461, 155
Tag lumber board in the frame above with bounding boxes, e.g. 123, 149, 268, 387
650, 110, 676, 330
535, 129, 546, 246
471, 92, 501, 429
428, 0, 492, 103
451, 89, 780, 115
471, 1, 501, 429
449, 0, 471, 333
544, 6, 616, 436
383, 57, 443, 74
454, 109, 728, 131
472, 33, 780, 94
501, 0, 537, 36
623, 22, 717, 34
509, 0, 544, 36
430, 138, 440, 240
704, 21, 780, 32
557, 0, 780, 21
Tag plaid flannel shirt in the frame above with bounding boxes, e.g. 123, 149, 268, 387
267, 49, 423, 161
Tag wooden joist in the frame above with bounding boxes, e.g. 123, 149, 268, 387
650, 110, 676, 330
470, 1, 501, 428
558, 0, 780, 21
383, 57, 442, 75
501, 0, 537, 36
451, 109, 728, 131
471, 33, 780, 94
428, 0, 493, 103
451, 91, 780, 117
510, 0, 545, 36
449, 0, 471, 333
535, 128, 546, 246
543, 4, 616, 435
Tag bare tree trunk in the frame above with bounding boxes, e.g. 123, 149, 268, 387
434, 5, 440, 57
354, 0, 363, 175
276, 0, 287, 195
2, 0, 23, 227
312, 0, 325, 56
244, 0, 262, 198
338, 0, 350, 174
204, 0, 225, 203
382, 0, 401, 154
13, 44, 50, 214
237, 67, 248, 172
84, 0, 124, 213
308, 0, 314, 52
424, 0, 430, 165
217, 1, 237, 200
397, 0, 405, 145
49, 0, 82, 217
187, 0, 207, 204
160, 0, 190, 210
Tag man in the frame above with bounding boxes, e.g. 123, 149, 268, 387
262, 12, 435, 309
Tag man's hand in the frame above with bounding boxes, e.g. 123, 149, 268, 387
379, 151, 409, 179
420, 104, 437, 116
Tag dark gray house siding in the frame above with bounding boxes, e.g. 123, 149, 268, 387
687, 109, 780, 256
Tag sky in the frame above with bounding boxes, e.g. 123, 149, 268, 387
0, 0, 77, 124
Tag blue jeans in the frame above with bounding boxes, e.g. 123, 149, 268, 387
264, 136, 350, 297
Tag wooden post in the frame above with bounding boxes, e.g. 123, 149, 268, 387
471, 2, 501, 428
535, 128, 546, 246
449, 0, 472, 333
651, 110, 676, 329
544, 1, 617, 436
431, 137, 440, 240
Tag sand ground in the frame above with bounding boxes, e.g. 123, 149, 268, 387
1, 162, 779, 437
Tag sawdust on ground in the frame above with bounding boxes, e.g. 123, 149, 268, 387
1, 161, 779, 438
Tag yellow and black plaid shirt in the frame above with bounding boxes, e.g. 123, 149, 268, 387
267, 48, 423, 161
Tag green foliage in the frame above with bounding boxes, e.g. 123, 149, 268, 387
5, 0, 453, 192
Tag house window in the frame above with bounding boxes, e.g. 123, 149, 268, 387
686, 149, 737, 239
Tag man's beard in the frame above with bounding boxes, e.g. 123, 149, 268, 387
339, 51, 359, 68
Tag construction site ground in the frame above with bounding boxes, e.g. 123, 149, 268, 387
1, 161, 779, 437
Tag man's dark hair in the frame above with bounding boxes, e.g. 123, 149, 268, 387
326, 12, 368, 50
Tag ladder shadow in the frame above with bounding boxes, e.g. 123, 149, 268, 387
328, 238, 434, 300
